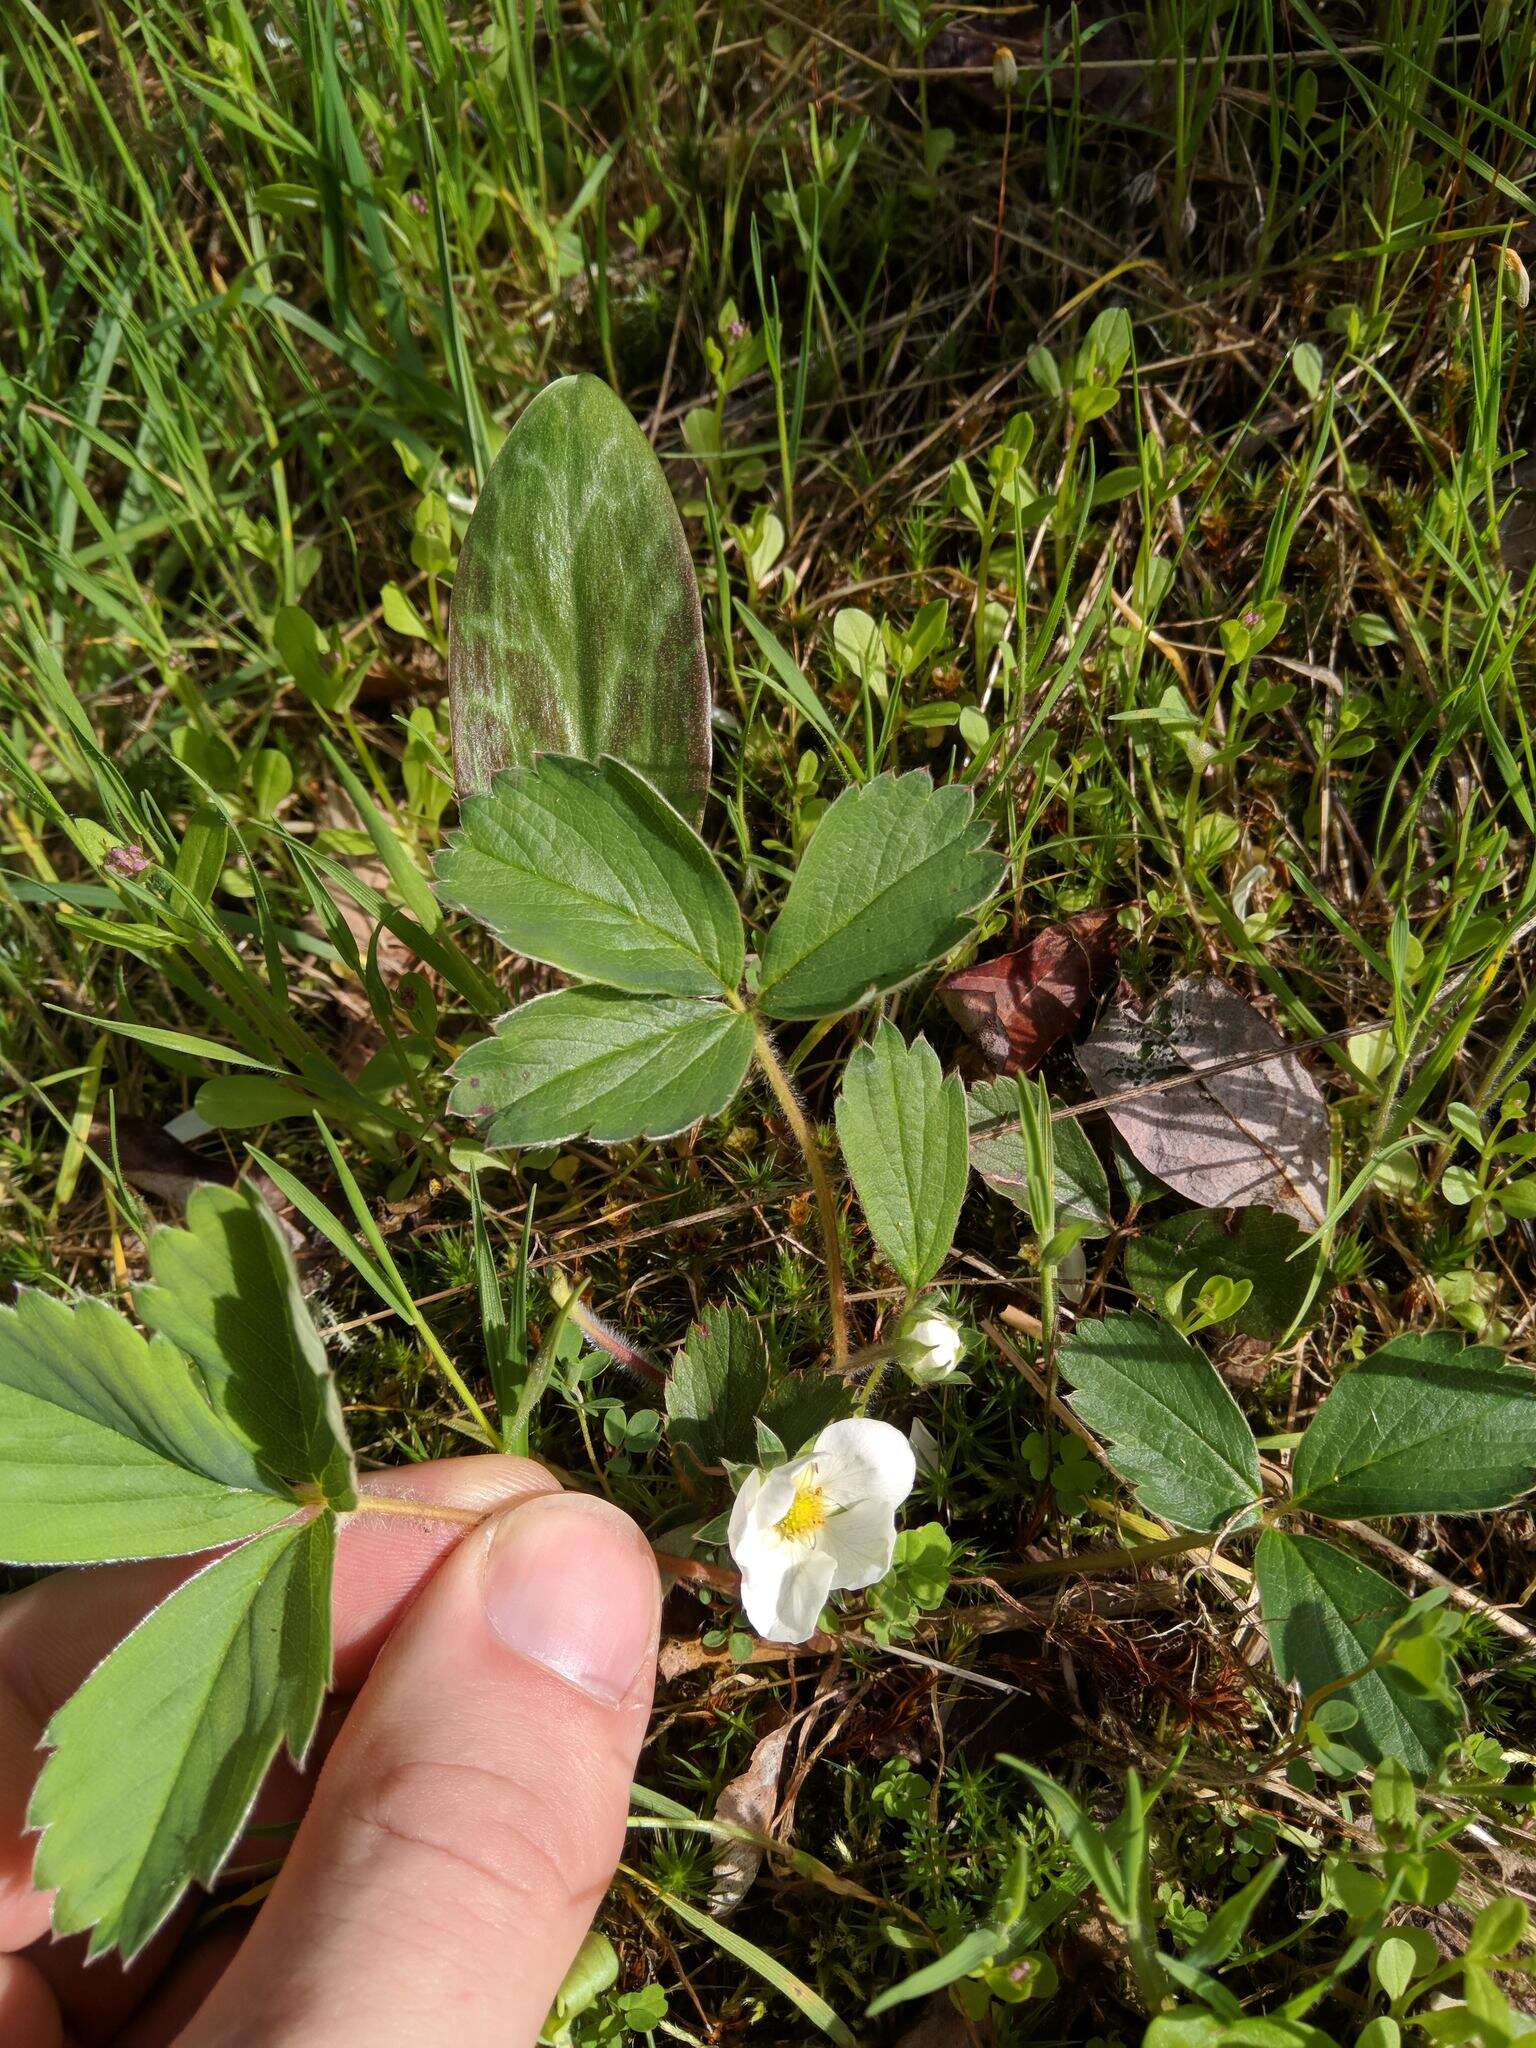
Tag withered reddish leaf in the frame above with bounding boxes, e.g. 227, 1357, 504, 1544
91, 1116, 236, 1204
90, 1116, 299, 1244
939, 910, 1120, 1074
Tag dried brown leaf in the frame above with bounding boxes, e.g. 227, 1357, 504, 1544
708, 1720, 791, 1917
1077, 976, 1328, 1227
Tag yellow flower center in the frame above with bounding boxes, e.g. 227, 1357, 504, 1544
774, 1479, 827, 1543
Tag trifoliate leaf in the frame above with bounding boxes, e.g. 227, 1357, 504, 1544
434, 755, 742, 998
1255, 1530, 1461, 1773
1291, 1333, 1536, 1519
30, 1513, 335, 1960
757, 772, 1004, 1020
0, 1291, 296, 1564
835, 1022, 968, 1292
448, 374, 711, 823
1125, 1207, 1318, 1342
136, 1186, 356, 1511
449, 989, 753, 1147
1059, 1311, 1262, 1531
966, 1080, 1112, 1237
667, 1307, 769, 1468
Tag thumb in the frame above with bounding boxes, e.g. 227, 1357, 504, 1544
184, 1491, 661, 2048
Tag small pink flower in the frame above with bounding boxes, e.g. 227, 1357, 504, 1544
104, 843, 151, 878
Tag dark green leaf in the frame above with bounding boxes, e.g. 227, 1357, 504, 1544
0, 1291, 295, 1564
758, 772, 1004, 1020
1255, 1530, 1461, 1773
449, 989, 753, 1147
30, 1513, 334, 1960
761, 1373, 850, 1455
666, 1307, 768, 1467
435, 754, 742, 997
448, 375, 711, 823
835, 1022, 968, 1290
1126, 1208, 1317, 1342
1291, 1333, 1536, 1518
136, 1186, 357, 1511
195, 1076, 319, 1129
967, 1080, 1112, 1236
1059, 1311, 1262, 1531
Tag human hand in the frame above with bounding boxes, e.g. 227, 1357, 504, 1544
0, 1457, 661, 2047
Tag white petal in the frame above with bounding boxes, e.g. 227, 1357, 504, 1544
741, 1542, 837, 1643
753, 1454, 814, 1528
909, 1416, 941, 1476
822, 1496, 900, 1591
812, 1418, 917, 1513
727, 1467, 765, 1558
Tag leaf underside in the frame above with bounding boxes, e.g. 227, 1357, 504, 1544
758, 771, 1005, 1020
1255, 1529, 1460, 1773
450, 988, 754, 1146
836, 1021, 968, 1292
135, 1185, 357, 1512
434, 753, 743, 998
448, 374, 712, 823
1078, 977, 1329, 1229
31, 1514, 335, 1961
0, 1290, 294, 1565
1059, 1310, 1262, 1531
1291, 1332, 1536, 1518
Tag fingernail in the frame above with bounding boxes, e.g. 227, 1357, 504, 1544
480, 1492, 659, 1706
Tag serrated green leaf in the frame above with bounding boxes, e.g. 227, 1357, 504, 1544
136, 1186, 357, 1511
0, 1291, 295, 1564
758, 771, 1004, 1020
449, 374, 711, 823
666, 1306, 769, 1467
449, 989, 753, 1147
435, 754, 742, 997
1126, 1207, 1317, 1342
1059, 1311, 1262, 1531
835, 1022, 968, 1291
1255, 1530, 1461, 1774
30, 1513, 334, 1961
761, 1374, 851, 1455
1291, 1333, 1536, 1518
966, 1080, 1112, 1236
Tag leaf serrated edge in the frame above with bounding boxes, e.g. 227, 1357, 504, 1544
28, 1512, 334, 1964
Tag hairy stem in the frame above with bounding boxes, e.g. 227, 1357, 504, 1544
752, 1021, 849, 1365
991, 1528, 1219, 1585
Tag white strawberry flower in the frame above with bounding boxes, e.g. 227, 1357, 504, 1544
893, 1303, 965, 1385
728, 1418, 917, 1643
